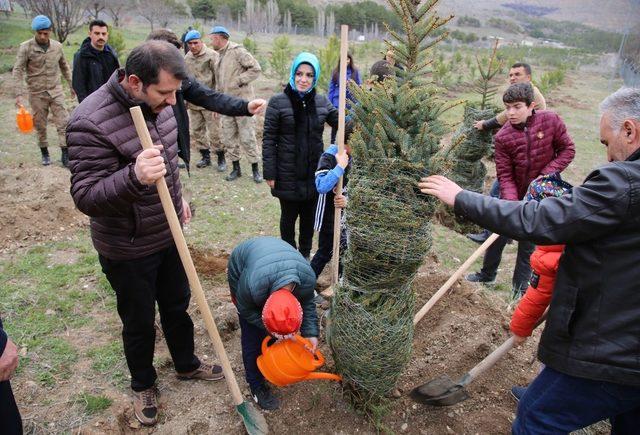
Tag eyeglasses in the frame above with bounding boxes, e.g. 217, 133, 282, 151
295, 71, 315, 79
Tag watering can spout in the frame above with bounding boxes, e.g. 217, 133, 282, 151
305, 372, 342, 382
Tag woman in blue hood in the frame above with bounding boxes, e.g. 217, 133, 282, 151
262, 52, 339, 259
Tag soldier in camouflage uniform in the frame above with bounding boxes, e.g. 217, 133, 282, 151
13, 15, 74, 167
184, 30, 226, 171
208, 26, 263, 183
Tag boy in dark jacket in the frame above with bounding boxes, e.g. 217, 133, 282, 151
310, 121, 354, 278
227, 236, 318, 411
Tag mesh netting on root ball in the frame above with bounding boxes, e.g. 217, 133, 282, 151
328, 281, 415, 400
344, 160, 435, 292
436, 105, 496, 233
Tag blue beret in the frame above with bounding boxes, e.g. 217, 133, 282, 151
184, 30, 201, 43
209, 25, 230, 37
31, 15, 52, 31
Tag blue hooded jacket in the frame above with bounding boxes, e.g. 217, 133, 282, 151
289, 52, 320, 94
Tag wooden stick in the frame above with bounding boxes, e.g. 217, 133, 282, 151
330, 24, 350, 287
130, 107, 245, 406
413, 233, 500, 325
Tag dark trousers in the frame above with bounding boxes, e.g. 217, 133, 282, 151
330, 126, 338, 145
238, 315, 269, 391
0, 381, 22, 434
481, 236, 535, 291
514, 366, 640, 434
310, 224, 347, 277
278, 197, 317, 258
99, 245, 200, 392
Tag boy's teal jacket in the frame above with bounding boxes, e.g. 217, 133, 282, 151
227, 236, 319, 337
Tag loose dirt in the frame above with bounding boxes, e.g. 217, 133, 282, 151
16, 256, 545, 435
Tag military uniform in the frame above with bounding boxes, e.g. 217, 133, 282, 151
13, 38, 72, 151
215, 41, 261, 164
184, 45, 222, 154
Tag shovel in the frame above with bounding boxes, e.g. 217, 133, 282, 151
410, 314, 546, 406
130, 106, 268, 435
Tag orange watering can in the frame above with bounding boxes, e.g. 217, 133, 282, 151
16, 105, 34, 133
257, 335, 342, 386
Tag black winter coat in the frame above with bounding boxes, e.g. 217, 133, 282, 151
455, 148, 640, 386
72, 38, 120, 103
174, 77, 251, 169
262, 85, 339, 201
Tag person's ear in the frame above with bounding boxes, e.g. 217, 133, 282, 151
624, 120, 637, 142
128, 75, 143, 93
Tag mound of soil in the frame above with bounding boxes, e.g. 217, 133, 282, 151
69, 260, 542, 434
0, 165, 88, 250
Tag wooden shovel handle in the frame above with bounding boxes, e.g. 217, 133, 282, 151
130, 106, 244, 406
461, 311, 548, 386
413, 232, 500, 325
331, 24, 350, 286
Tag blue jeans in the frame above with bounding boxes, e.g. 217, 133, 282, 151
513, 367, 640, 434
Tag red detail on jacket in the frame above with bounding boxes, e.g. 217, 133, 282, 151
510, 244, 564, 337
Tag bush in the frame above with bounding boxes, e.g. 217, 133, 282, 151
536, 68, 565, 94
487, 17, 522, 34
522, 17, 623, 53
457, 16, 481, 27
327, 1, 401, 31
108, 28, 126, 62
316, 35, 340, 93
243, 36, 258, 55
269, 35, 293, 86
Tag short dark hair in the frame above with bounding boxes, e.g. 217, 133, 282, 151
503, 82, 534, 106
369, 60, 393, 83
89, 19, 108, 31
146, 29, 182, 49
125, 41, 188, 86
511, 62, 532, 76
344, 119, 355, 144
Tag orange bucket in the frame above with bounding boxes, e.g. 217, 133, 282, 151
257, 335, 342, 387
16, 105, 34, 133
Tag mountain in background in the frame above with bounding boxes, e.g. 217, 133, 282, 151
309, 0, 640, 32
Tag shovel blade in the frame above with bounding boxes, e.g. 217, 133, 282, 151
410, 375, 470, 407
236, 401, 269, 434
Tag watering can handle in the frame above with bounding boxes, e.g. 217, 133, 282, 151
293, 335, 325, 367
305, 372, 343, 382
261, 335, 270, 355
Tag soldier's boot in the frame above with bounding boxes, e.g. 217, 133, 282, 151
251, 162, 263, 184
196, 149, 211, 168
61, 148, 69, 168
216, 151, 226, 172
40, 147, 51, 166
225, 160, 241, 181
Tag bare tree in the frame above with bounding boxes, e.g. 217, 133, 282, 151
85, 0, 106, 19
136, 0, 187, 31
284, 9, 292, 34
21, 0, 86, 42
105, 0, 131, 27
327, 9, 335, 36
265, 0, 279, 34
315, 7, 325, 37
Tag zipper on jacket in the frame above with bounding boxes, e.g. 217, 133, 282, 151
525, 125, 532, 183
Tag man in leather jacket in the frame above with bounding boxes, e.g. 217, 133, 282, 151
418, 87, 640, 433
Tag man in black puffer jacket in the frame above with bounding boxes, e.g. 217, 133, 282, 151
72, 20, 120, 103
419, 87, 640, 433
262, 52, 339, 258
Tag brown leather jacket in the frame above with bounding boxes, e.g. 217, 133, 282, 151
67, 70, 182, 260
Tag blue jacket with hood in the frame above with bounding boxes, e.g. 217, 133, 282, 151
262, 52, 339, 202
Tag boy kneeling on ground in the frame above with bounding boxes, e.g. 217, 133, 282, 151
227, 236, 318, 410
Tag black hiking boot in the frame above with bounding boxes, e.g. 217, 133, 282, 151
196, 149, 211, 168
225, 160, 241, 181
251, 384, 280, 410
465, 271, 496, 284
40, 147, 51, 166
466, 229, 491, 244
61, 147, 69, 168
251, 162, 263, 183
216, 151, 226, 172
